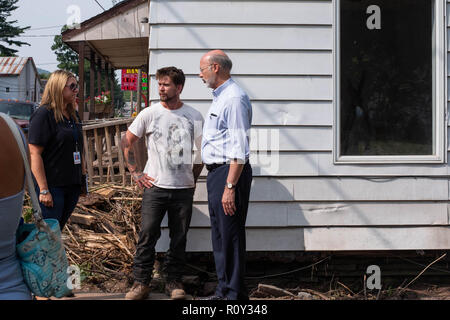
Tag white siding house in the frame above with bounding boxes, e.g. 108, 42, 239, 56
149, 0, 450, 251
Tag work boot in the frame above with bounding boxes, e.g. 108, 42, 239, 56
125, 281, 151, 300
165, 280, 186, 300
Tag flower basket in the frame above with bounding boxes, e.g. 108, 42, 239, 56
94, 91, 112, 113
94, 103, 105, 113
103, 104, 112, 113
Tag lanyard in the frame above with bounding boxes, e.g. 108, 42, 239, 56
66, 117, 80, 152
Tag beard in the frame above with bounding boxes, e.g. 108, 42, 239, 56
204, 73, 217, 89
160, 92, 176, 102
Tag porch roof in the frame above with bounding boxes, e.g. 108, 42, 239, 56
62, 0, 149, 69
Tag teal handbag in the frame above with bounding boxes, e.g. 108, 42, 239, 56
1, 113, 71, 298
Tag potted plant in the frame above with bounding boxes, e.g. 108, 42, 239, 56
94, 91, 112, 113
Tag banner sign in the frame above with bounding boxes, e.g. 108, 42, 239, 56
121, 69, 148, 92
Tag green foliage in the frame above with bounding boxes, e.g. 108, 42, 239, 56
0, 0, 30, 56
22, 206, 33, 223
51, 25, 79, 75
51, 26, 125, 111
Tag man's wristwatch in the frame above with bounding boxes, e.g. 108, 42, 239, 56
226, 182, 235, 189
40, 189, 50, 195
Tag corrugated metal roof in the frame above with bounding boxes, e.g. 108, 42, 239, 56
0, 57, 29, 75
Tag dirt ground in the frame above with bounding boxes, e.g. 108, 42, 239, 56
76, 251, 450, 300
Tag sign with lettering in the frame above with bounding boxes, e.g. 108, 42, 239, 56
121, 69, 148, 92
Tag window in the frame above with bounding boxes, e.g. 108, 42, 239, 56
334, 0, 446, 163
6, 87, 9, 93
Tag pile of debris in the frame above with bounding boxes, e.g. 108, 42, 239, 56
63, 184, 143, 289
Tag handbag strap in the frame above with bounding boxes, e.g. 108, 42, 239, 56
0, 112, 49, 232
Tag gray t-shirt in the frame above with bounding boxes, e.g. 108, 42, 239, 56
128, 102, 204, 189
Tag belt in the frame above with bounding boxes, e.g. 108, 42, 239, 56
205, 161, 249, 172
205, 163, 226, 171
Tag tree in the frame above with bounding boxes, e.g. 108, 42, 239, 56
51, 26, 79, 75
51, 26, 124, 111
0, 0, 30, 56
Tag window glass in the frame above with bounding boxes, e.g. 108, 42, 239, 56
340, 0, 433, 156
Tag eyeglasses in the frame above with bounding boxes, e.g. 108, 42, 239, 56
199, 64, 214, 73
65, 83, 79, 91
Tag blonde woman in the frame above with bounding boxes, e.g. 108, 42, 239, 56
28, 70, 85, 230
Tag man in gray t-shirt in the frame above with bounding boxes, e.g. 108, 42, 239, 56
121, 67, 204, 300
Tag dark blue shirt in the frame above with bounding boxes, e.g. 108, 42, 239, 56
28, 106, 83, 187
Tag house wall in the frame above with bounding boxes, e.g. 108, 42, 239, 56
148, 0, 450, 251
0, 59, 40, 102
0, 76, 20, 100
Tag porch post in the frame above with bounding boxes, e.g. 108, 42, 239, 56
90, 51, 95, 119
110, 68, 115, 116
97, 57, 102, 96
78, 42, 85, 119
104, 62, 109, 92
137, 68, 142, 114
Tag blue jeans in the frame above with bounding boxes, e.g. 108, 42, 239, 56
35, 185, 80, 230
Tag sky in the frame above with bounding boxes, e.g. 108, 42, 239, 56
9, 0, 118, 72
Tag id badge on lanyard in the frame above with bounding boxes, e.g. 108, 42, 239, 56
70, 119, 81, 165
73, 150, 81, 164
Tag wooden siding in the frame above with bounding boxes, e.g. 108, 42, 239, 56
156, 227, 450, 251
149, 0, 450, 251
69, 2, 149, 41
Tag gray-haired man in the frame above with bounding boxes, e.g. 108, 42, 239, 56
198, 50, 253, 300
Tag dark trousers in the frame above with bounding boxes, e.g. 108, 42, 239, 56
207, 163, 252, 300
35, 185, 80, 230
133, 186, 194, 285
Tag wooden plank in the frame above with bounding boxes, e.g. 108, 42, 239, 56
286, 202, 449, 227
318, 152, 450, 177
248, 152, 320, 176
89, 51, 95, 117
161, 202, 448, 228
193, 177, 449, 202
93, 128, 104, 184
304, 227, 450, 250
249, 127, 332, 151
149, 0, 332, 25
118, 8, 138, 39
104, 126, 115, 183
83, 232, 129, 250
149, 25, 332, 50
82, 130, 95, 188
101, 17, 119, 39
193, 178, 295, 202
292, 177, 449, 201
157, 101, 333, 126
149, 50, 333, 76
82, 118, 133, 130
88, 137, 96, 187
115, 125, 126, 185
155, 228, 306, 252
150, 75, 333, 101
69, 212, 96, 226
78, 43, 85, 115
157, 226, 450, 252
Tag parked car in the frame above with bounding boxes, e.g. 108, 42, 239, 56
0, 99, 38, 134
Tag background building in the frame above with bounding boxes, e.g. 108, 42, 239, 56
0, 57, 42, 103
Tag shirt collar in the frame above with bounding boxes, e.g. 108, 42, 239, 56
212, 78, 233, 98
